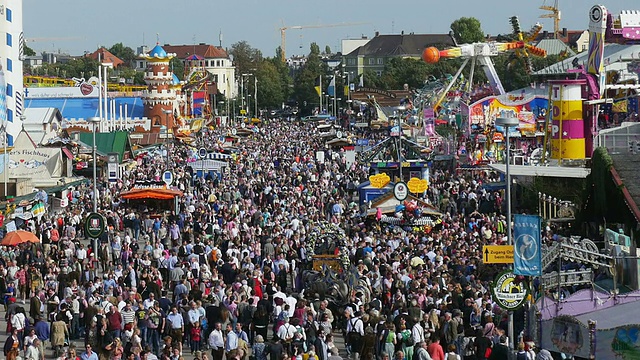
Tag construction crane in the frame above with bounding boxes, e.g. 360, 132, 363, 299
25, 37, 82, 42
279, 22, 368, 61
539, 0, 561, 39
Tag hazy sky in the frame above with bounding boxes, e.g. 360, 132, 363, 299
23, 0, 640, 58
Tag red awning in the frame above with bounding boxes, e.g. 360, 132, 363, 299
120, 188, 183, 200
62, 147, 74, 159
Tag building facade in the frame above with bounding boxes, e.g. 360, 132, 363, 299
0, 0, 24, 145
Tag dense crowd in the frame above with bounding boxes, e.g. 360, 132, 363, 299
0, 120, 554, 360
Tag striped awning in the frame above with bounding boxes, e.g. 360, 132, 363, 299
205, 152, 231, 160
380, 215, 434, 226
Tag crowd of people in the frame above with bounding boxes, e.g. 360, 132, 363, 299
0, 120, 555, 360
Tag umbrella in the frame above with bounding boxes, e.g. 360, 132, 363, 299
1, 230, 40, 246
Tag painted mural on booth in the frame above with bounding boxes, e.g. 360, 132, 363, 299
468, 94, 548, 130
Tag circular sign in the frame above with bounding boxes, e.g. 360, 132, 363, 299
231, 128, 238, 135
515, 233, 538, 262
336, 131, 344, 139
393, 182, 408, 201
84, 212, 106, 239
241, 122, 246, 128
491, 270, 529, 311
162, 170, 174, 186
198, 147, 207, 158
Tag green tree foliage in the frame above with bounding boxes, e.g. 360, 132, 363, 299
108, 43, 136, 65
294, 43, 326, 114
31, 57, 100, 79
450, 17, 485, 44
255, 60, 287, 110
325, 45, 331, 55
229, 41, 262, 76
23, 44, 36, 57
170, 57, 184, 80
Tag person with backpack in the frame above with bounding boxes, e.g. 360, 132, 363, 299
397, 323, 415, 360
445, 344, 460, 360
345, 310, 364, 360
412, 341, 432, 360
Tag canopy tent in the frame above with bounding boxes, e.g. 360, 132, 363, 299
120, 188, 183, 200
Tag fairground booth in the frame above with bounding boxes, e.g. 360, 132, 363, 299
119, 180, 183, 215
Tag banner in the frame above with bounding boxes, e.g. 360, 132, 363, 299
513, 214, 542, 276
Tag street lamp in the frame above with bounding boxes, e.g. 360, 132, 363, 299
495, 116, 519, 352
87, 117, 101, 213
162, 109, 172, 169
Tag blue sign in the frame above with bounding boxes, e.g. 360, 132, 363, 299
513, 214, 542, 276
162, 171, 174, 186
356, 139, 370, 146
198, 147, 207, 158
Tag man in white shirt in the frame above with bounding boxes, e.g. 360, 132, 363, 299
208, 322, 225, 360
76, 244, 87, 262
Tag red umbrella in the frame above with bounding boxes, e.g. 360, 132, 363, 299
1, 230, 40, 246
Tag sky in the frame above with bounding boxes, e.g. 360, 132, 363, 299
23, 0, 640, 58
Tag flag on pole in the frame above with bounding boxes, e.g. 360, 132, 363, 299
358, 74, 364, 88
31, 201, 46, 218
314, 76, 322, 96
513, 214, 542, 276
344, 85, 349, 97
327, 76, 336, 97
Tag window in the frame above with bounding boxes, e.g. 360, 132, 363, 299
368, 58, 375, 65
217, 60, 221, 67
6, 33, 11, 47
6, 84, 12, 97
6, 8, 11, 22
6, 109, 12, 123
348, 58, 356, 65
6, 58, 11, 72
377, 58, 383, 65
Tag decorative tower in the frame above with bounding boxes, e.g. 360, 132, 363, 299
139, 44, 176, 133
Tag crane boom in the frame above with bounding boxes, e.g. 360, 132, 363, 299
279, 22, 368, 61
539, 0, 561, 39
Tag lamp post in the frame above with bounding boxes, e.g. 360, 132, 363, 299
254, 76, 258, 119
495, 117, 519, 353
87, 117, 101, 213
241, 73, 253, 118
162, 109, 172, 169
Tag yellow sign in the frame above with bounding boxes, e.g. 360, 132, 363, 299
369, 173, 391, 189
407, 177, 428, 193
240, 110, 247, 115
483, 245, 514, 264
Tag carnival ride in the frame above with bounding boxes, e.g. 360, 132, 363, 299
422, 17, 546, 101
541, 4, 640, 163
23, 75, 147, 93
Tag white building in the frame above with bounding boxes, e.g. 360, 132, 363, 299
0, 0, 24, 145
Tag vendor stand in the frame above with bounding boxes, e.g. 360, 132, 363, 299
119, 181, 183, 215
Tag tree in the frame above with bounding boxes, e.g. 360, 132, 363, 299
229, 41, 262, 76
23, 44, 36, 57
256, 60, 286, 110
324, 45, 331, 55
108, 43, 136, 66
450, 17, 485, 44
293, 42, 326, 115
169, 57, 184, 80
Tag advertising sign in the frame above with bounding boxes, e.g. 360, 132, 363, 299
492, 270, 529, 310
468, 95, 548, 131
85, 212, 106, 239
513, 214, 542, 276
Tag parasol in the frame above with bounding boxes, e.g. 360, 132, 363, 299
1, 230, 40, 246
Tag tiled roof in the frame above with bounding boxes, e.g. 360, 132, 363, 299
86, 48, 124, 67
347, 33, 456, 57
162, 44, 229, 60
